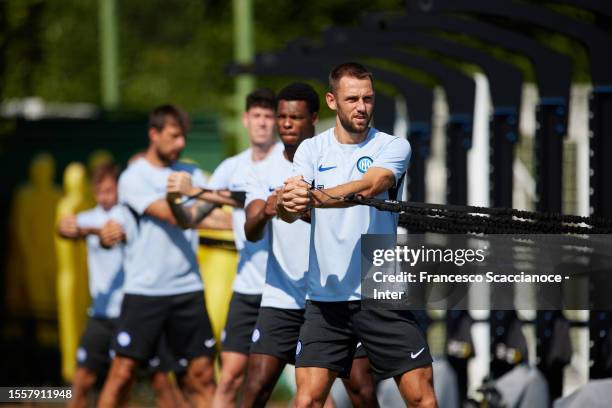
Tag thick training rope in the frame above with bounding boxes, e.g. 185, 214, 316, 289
302, 181, 611, 234
183, 183, 612, 234
341, 194, 612, 235
173, 188, 211, 205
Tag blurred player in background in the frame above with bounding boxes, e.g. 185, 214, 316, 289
58, 162, 184, 408
165, 89, 277, 408
97, 105, 230, 408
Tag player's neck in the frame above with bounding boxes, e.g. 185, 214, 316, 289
100, 203, 115, 212
334, 121, 369, 145
250, 140, 275, 162
283, 147, 295, 162
144, 148, 171, 168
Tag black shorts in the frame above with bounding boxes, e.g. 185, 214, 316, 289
77, 317, 117, 374
113, 291, 216, 364
146, 335, 186, 375
78, 317, 181, 375
250, 307, 304, 365
354, 342, 367, 359
296, 301, 433, 380
221, 292, 261, 355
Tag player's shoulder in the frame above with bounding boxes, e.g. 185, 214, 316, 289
264, 142, 286, 163
220, 149, 251, 169
372, 128, 410, 150
272, 141, 285, 156
234, 148, 254, 163
107, 204, 131, 225
299, 128, 334, 153
119, 158, 147, 183
172, 160, 202, 175
372, 128, 403, 143
252, 144, 283, 179
108, 204, 125, 216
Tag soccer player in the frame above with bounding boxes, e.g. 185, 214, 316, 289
58, 163, 183, 408
97, 105, 227, 408
206, 89, 276, 408
279, 63, 437, 407
241, 82, 378, 408
163, 89, 277, 408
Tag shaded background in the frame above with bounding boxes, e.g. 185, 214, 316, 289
0, 0, 610, 407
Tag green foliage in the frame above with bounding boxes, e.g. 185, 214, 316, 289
2, 0, 404, 115
4, 0, 99, 101
1, 0, 599, 116
119, 0, 234, 113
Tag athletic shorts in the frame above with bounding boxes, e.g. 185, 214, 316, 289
76, 317, 117, 374
113, 291, 216, 365
296, 301, 433, 380
250, 307, 304, 365
78, 317, 180, 374
354, 342, 367, 359
146, 335, 187, 375
221, 292, 262, 355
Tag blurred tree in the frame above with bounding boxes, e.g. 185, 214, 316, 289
2, 1, 595, 115
4, 0, 99, 102
0, 0, 7, 99
1, 0, 403, 115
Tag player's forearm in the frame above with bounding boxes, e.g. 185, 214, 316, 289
57, 226, 99, 239
78, 227, 101, 237
196, 208, 232, 230
312, 173, 394, 209
57, 228, 80, 240
245, 209, 271, 242
166, 197, 195, 228
167, 197, 217, 229
310, 180, 369, 209
198, 190, 243, 208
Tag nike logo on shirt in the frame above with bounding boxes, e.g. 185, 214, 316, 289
411, 347, 425, 359
318, 164, 337, 172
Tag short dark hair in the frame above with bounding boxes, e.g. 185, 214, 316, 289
328, 62, 373, 93
277, 82, 320, 114
91, 162, 120, 185
148, 104, 191, 134
246, 88, 276, 111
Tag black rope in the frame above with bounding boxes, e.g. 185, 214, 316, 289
340, 194, 612, 235
181, 188, 209, 204
297, 182, 612, 234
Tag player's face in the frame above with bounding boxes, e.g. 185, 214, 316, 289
94, 176, 118, 210
151, 118, 185, 163
276, 100, 317, 149
243, 106, 276, 147
328, 76, 374, 134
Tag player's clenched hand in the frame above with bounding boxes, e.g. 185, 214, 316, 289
280, 176, 311, 213
58, 214, 79, 238
100, 220, 124, 247
167, 171, 193, 196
